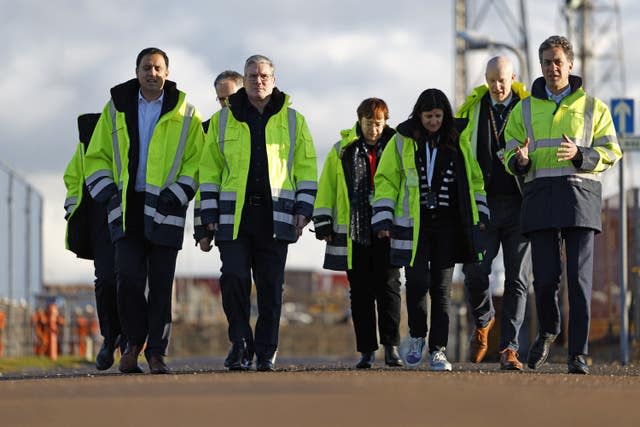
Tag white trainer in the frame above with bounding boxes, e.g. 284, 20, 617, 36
429, 348, 452, 371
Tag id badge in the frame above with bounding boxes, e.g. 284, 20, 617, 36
496, 148, 505, 162
425, 190, 438, 210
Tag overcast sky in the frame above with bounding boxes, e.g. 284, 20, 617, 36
1, 0, 638, 283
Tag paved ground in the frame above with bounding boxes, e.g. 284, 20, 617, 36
1, 358, 639, 427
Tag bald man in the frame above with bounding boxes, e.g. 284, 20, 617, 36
456, 56, 532, 370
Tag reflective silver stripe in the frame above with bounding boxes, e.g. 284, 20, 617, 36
373, 198, 395, 210
177, 175, 197, 192
333, 140, 342, 155
144, 205, 157, 217
333, 224, 347, 234
594, 135, 618, 147
582, 96, 595, 148
313, 207, 332, 217
372, 211, 393, 224
109, 100, 122, 180
108, 207, 122, 223
477, 205, 490, 217
272, 188, 296, 200
390, 239, 412, 250
597, 146, 618, 163
200, 199, 218, 210
521, 98, 535, 142
475, 194, 487, 204
326, 246, 348, 256
287, 108, 297, 179
64, 197, 77, 209
168, 183, 189, 206
145, 183, 161, 196
395, 135, 411, 218
86, 170, 112, 186
296, 181, 317, 191
296, 193, 315, 205
220, 192, 237, 201
220, 214, 235, 224
164, 103, 195, 188
394, 216, 413, 227
200, 183, 220, 193
153, 211, 185, 227
65, 205, 75, 215
525, 168, 602, 183
218, 107, 229, 153
506, 139, 520, 152
314, 220, 331, 228
89, 178, 113, 199
274, 211, 294, 225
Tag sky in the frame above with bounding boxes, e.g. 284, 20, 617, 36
1, 0, 638, 284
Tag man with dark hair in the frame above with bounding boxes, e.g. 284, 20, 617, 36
201, 70, 244, 133
504, 35, 622, 374
84, 47, 204, 374
198, 54, 317, 371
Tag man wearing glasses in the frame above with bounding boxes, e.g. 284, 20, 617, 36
198, 55, 317, 371
202, 70, 244, 133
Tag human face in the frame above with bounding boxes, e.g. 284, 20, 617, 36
244, 62, 275, 103
420, 109, 444, 134
359, 114, 386, 145
541, 46, 573, 94
136, 53, 169, 100
215, 79, 240, 108
485, 65, 515, 103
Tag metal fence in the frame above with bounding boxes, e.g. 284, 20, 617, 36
0, 163, 43, 356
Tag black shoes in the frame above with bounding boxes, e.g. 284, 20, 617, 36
224, 342, 248, 371
256, 352, 277, 372
384, 346, 404, 367
527, 334, 557, 369
356, 351, 375, 369
147, 354, 170, 374
567, 355, 589, 375
118, 344, 144, 374
95, 335, 121, 371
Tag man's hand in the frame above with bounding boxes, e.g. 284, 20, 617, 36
323, 235, 333, 243
557, 133, 578, 161
377, 230, 391, 239
199, 237, 212, 252
295, 214, 310, 237
515, 137, 530, 167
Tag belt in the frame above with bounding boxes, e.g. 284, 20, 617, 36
246, 194, 266, 207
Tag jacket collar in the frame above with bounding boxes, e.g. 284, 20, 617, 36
109, 78, 180, 116
531, 74, 583, 100
227, 87, 287, 122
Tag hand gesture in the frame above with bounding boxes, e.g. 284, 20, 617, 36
515, 137, 530, 167
557, 134, 578, 161
295, 214, 310, 237
377, 229, 391, 239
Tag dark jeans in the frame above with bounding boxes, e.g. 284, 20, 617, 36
217, 204, 288, 360
529, 227, 594, 356
114, 233, 178, 357
405, 223, 455, 352
346, 239, 401, 353
462, 194, 531, 351
91, 220, 120, 343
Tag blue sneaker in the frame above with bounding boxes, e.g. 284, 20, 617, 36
405, 337, 426, 367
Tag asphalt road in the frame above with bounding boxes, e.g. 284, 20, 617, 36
1, 358, 639, 427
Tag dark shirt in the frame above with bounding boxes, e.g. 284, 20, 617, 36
244, 98, 279, 199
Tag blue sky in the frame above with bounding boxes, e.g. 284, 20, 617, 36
1, 0, 637, 283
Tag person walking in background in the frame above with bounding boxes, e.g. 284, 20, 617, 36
64, 113, 124, 370
456, 56, 531, 370
504, 35, 622, 374
198, 55, 317, 371
84, 47, 204, 374
372, 89, 488, 371
201, 70, 244, 133
313, 98, 402, 369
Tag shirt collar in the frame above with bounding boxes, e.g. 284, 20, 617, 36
138, 89, 164, 105
545, 85, 571, 104
490, 93, 512, 108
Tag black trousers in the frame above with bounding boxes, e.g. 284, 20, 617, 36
91, 218, 120, 343
217, 204, 288, 360
529, 227, 594, 356
114, 232, 178, 357
346, 239, 401, 353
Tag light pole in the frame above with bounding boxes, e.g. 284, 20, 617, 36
456, 30, 530, 87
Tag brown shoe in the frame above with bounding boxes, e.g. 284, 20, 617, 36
119, 344, 144, 374
469, 317, 495, 363
148, 354, 170, 374
500, 348, 523, 370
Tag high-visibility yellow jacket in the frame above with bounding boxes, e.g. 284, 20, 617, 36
313, 124, 395, 270
83, 79, 204, 248
371, 119, 487, 267
197, 89, 317, 242
504, 75, 622, 233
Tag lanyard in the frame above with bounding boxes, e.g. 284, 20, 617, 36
425, 144, 438, 189
488, 106, 509, 143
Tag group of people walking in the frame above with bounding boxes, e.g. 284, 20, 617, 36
64, 34, 621, 376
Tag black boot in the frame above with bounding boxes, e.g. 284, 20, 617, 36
356, 351, 375, 369
96, 334, 120, 371
224, 342, 247, 371
384, 345, 403, 367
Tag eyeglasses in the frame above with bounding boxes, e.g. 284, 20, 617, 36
246, 73, 272, 82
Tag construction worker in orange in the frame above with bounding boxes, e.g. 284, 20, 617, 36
0, 309, 6, 357
32, 307, 48, 356
75, 307, 89, 358
45, 303, 62, 361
